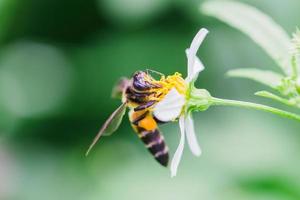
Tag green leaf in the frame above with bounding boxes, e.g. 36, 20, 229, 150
227, 68, 283, 89
201, 0, 292, 75
255, 90, 296, 107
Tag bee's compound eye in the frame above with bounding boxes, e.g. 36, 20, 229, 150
133, 72, 150, 90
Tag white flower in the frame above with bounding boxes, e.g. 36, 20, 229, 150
153, 28, 209, 177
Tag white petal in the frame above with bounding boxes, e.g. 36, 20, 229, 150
186, 28, 209, 82
185, 49, 205, 82
171, 116, 185, 177
185, 114, 201, 156
153, 88, 185, 122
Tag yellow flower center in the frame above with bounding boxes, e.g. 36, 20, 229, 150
147, 72, 187, 102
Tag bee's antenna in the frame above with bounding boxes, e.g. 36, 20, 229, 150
146, 69, 164, 76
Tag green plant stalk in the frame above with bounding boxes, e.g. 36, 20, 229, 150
291, 55, 298, 79
211, 97, 300, 122
255, 91, 298, 108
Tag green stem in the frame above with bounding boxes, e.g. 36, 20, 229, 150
255, 91, 298, 108
211, 97, 300, 122
291, 55, 298, 79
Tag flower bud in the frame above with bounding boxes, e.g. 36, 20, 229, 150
188, 88, 212, 111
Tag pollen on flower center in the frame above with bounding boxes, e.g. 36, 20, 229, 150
149, 72, 187, 102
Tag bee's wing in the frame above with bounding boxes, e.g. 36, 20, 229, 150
102, 103, 127, 136
111, 77, 130, 99
86, 102, 127, 156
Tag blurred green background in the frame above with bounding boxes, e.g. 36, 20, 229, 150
0, 0, 300, 199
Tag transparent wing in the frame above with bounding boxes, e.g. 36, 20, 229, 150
102, 103, 127, 136
86, 103, 127, 156
111, 77, 130, 99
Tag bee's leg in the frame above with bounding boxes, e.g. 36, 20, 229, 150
134, 100, 156, 111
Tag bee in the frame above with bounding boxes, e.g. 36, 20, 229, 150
86, 70, 186, 167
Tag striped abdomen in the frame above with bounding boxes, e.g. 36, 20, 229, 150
129, 110, 169, 167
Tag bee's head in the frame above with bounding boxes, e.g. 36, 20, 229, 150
132, 70, 162, 91
133, 70, 163, 80
132, 70, 148, 80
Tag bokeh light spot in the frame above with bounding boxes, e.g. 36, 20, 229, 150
0, 42, 73, 118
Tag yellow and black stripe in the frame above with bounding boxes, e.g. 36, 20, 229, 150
125, 71, 169, 166
129, 110, 169, 167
